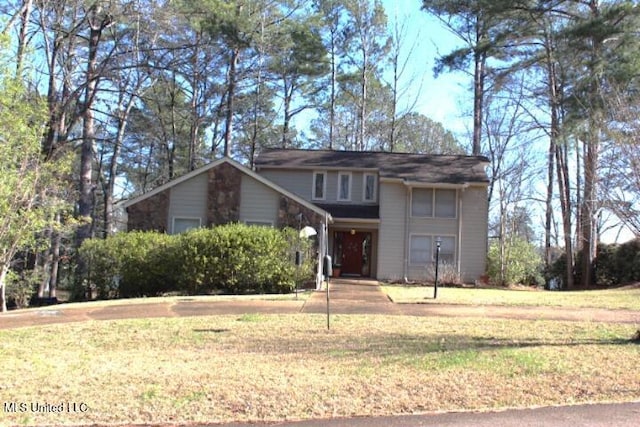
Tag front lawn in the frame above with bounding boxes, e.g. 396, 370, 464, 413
382, 284, 640, 311
1, 314, 638, 426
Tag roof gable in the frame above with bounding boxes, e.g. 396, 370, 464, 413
121, 157, 331, 219
255, 148, 490, 185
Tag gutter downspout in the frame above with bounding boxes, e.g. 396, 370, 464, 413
457, 189, 463, 277
458, 183, 469, 280
403, 185, 411, 283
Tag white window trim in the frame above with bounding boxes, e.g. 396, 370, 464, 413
434, 188, 458, 219
337, 171, 352, 201
434, 235, 457, 265
408, 234, 457, 266
363, 173, 377, 202
409, 234, 432, 266
312, 171, 327, 201
410, 188, 458, 219
171, 216, 202, 234
410, 188, 434, 218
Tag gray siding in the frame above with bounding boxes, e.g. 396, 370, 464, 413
168, 172, 208, 233
258, 169, 378, 204
460, 185, 488, 282
258, 169, 311, 200
239, 174, 279, 225
377, 182, 407, 281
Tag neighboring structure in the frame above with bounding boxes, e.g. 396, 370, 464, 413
123, 149, 490, 285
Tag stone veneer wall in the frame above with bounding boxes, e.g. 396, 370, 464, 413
278, 196, 324, 229
207, 162, 241, 226
127, 189, 170, 232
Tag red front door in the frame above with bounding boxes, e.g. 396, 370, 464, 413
341, 232, 364, 276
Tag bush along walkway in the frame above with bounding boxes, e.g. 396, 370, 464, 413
1, 280, 640, 330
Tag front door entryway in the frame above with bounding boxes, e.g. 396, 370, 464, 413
334, 231, 372, 277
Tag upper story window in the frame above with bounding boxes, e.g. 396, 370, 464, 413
313, 171, 326, 200
411, 188, 433, 217
337, 172, 352, 201
411, 188, 457, 218
363, 173, 376, 202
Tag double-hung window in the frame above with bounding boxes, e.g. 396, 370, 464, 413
410, 235, 432, 265
411, 188, 457, 218
435, 189, 456, 218
437, 236, 456, 264
363, 173, 376, 202
337, 172, 352, 201
313, 171, 327, 200
410, 235, 457, 266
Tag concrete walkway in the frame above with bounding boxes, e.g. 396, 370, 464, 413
300, 278, 402, 315
1, 279, 639, 329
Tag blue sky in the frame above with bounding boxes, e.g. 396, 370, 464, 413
382, 0, 471, 136
381, 1, 635, 244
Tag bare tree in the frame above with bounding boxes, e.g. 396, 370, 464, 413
384, 11, 422, 152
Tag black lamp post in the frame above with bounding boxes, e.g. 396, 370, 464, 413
434, 237, 441, 299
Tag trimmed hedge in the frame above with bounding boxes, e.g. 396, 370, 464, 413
595, 239, 640, 287
80, 224, 311, 298
548, 238, 640, 288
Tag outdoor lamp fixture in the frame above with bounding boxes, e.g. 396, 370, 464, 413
434, 237, 442, 299
350, 229, 356, 235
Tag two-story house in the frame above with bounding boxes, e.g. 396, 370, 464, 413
122, 148, 490, 288
254, 149, 490, 283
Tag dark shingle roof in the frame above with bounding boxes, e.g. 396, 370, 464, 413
255, 149, 489, 184
315, 204, 379, 219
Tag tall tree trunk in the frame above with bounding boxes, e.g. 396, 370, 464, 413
545, 137, 555, 269
359, 50, 367, 151
581, 125, 599, 287
224, 47, 239, 157
188, 32, 201, 172
15, 0, 33, 78
579, 0, 603, 288
472, 20, 486, 156
0, 262, 8, 312
49, 212, 62, 299
329, 31, 337, 150
556, 142, 574, 290
104, 100, 132, 236
77, 7, 111, 299
38, 225, 53, 298
543, 24, 557, 275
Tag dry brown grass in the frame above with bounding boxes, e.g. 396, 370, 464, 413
383, 284, 640, 310
1, 314, 639, 426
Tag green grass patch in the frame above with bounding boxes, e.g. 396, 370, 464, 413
237, 313, 266, 322
382, 284, 640, 310
1, 315, 638, 426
